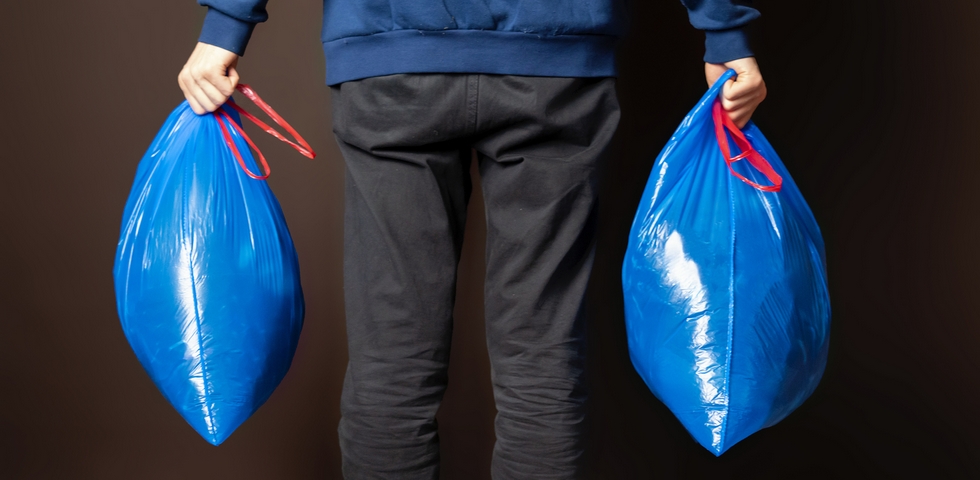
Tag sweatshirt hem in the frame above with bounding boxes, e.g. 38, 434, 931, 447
704, 27, 754, 64
323, 29, 619, 85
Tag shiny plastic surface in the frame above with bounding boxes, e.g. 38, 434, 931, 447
113, 101, 304, 445
621, 70, 831, 455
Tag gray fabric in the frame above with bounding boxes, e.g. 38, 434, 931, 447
330, 73, 620, 479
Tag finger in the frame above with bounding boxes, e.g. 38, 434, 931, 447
724, 78, 736, 97
177, 68, 204, 115
205, 68, 236, 98
182, 82, 208, 115
721, 92, 761, 113
188, 81, 218, 113
729, 105, 758, 129
724, 77, 764, 102
723, 107, 746, 129
728, 86, 764, 124
722, 82, 765, 114
227, 66, 241, 92
179, 71, 208, 115
723, 99, 761, 126
196, 74, 231, 108
182, 67, 219, 113
187, 96, 208, 115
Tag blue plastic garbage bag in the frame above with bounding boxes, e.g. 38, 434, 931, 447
621, 70, 831, 455
114, 87, 313, 445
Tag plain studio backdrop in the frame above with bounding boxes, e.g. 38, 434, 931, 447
0, 1, 977, 478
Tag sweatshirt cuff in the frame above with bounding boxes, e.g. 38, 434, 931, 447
198, 8, 256, 56
704, 27, 754, 64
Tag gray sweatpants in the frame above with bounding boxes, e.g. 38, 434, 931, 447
330, 74, 620, 479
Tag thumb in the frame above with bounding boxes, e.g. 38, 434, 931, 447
704, 62, 729, 87
227, 65, 241, 91
723, 70, 758, 101
723, 77, 741, 100
721, 57, 762, 99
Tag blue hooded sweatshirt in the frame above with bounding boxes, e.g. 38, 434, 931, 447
198, 1, 759, 85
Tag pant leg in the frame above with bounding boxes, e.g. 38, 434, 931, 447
331, 74, 474, 479
473, 75, 621, 479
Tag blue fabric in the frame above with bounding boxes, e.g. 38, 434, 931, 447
322, 29, 618, 85
681, 0, 760, 62
199, 8, 256, 56
621, 70, 830, 455
197, 1, 758, 83
704, 27, 755, 64
114, 100, 304, 445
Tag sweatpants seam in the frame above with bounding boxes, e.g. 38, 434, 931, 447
467, 74, 480, 134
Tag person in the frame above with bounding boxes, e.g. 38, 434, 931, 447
177, 1, 766, 478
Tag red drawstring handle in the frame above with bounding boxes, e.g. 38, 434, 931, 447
711, 100, 782, 192
213, 83, 317, 180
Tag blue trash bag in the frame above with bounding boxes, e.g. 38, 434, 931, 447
621, 69, 831, 455
114, 87, 313, 445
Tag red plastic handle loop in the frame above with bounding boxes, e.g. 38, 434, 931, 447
215, 108, 272, 180
711, 100, 782, 192
212, 83, 317, 180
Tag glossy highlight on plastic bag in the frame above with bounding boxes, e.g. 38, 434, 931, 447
621, 70, 831, 455
114, 87, 314, 445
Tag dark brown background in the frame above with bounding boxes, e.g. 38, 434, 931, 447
1, 1, 977, 478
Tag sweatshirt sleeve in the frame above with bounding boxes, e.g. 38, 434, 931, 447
679, 0, 760, 64
197, 0, 270, 56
